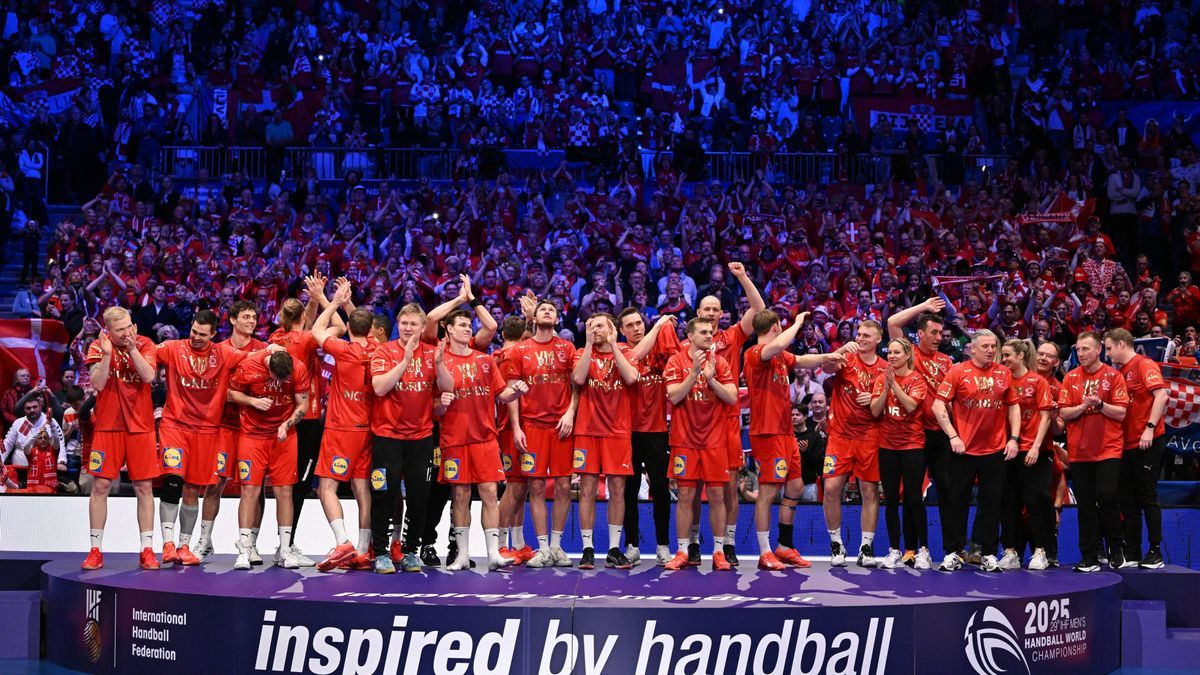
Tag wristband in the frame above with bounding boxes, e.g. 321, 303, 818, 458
1146, 422, 1156, 429
469, 298, 483, 308
948, 435, 958, 441
1008, 435, 1018, 442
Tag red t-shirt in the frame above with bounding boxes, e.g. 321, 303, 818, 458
1119, 354, 1166, 448
935, 361, 1018, 455
229, 354, 312, 440
320, 336, 375, 432
871, 370, 927, 450
664, 350, 734, 450
439, 349, 507, 448
630, 327, 681, 433
268, 328, 321, 419
157, 340, 250, 431
1010, 370, 1055, 452
1058, 364, 1130, 462
828, 351, 886, 440
218, 335, 266, 429
744, 345, 795, 437
85, 335, 157, 433
913, 346, 954, 430
573, 344, 636, 438
509, 336, 576, 428
370, 341, 437, 439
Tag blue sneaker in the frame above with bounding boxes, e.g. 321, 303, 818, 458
374, 555, 396, 575
401, 552, 422, 572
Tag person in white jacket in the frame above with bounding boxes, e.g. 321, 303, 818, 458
3, 396, 65, 469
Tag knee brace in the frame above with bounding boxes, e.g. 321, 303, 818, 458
161, 474, 184, 504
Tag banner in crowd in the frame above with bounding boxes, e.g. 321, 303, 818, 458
0, 319, 68, 391
743, 213, 785, 231
1163, 362, 1200, 456
850, 97, 974, 135
1015, 193, 1096, 227
0, 77, 82, 126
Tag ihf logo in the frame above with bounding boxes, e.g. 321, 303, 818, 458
964, 607, 1030, 675
83, 588, 102, 663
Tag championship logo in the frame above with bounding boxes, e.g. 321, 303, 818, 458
331, 455, 350, 476
774, 457, 788, 479
443, 458, 460, 481
238, 460, 253, 482
520, 452, 536, 473
162, 448, 183, 469
83, 588, 102, 663
672, 454, 687, 476
216, 452, 228, 473
964, 607, 1030, 675
370, 468, 387, 491
573, 448, 587, 470
88, 450, 104, 473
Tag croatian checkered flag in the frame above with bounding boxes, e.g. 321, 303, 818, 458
1161, 364, 1200, 429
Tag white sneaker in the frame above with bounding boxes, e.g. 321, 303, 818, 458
880, 548, 903, 569
939, 552, 963, 572
488, 554, 514, 571
914, 547, 933, 570
278, 547, 305, 569
446, 555, 470, 571
998, 549, 1021, 570
981, 555, 1002, 573
550, 547, 573, 567
234, 545, 252, 570
656, 545, 672, 565
194, 540, 213, 562
1028, 549, 1049, 570
526, 550, 553, 568
290, 547, 315, 567
626, 545, 641, 567
246, 546, 262, 566
830, 541, 848, 567
856, 544, 877, 568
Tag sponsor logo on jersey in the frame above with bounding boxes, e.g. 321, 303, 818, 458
520, 451, 536, 473
443, 458, 460, 481
216, 452, 228, 473
774, 457, 788, 479
370, 468, 387, 491
573, 448, 587, 470
162, 448, 183, 469
88, 451, 104, 473
502, 453, 512, 473
672, 454, 687, 475
238, 460, 253, 482
331, 455, 349, 476
823, 455, 837, 475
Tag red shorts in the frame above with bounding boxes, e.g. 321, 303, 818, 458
89, 431, 159, 481
316, 430, 372, 481
159, 425, 221, 486
519, 423, 574, 478
751, 434, 803, 484
215, 427, 241, 480
668, 445, 728, 485
499, 428, 524, 482
824, 435, 879, 482
573, 435, 633, 476
440, 440, 504, 485
236, 433, 298, 486
725, 416, 744, 471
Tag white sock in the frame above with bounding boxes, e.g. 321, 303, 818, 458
485, 528, 501, 558
358, 528, 372, 555
197, 520, 214, 546
390, 528, 403, 544
453, 527, 470, 561
511, 526, 526, 549
678, 538, 690, 553
250, 527, 260, 546
89, 529, 103, 549
726, 524, 736, 542
278, 526, 293, 550
537, 534, 550, 553
713, 536, 724, 554
550, 530, 563, 549
331, 519, 349, 544
238, 528, 253, 549
757, 531, 771, 555
689, 525, 700, 545
581, 529, 594, 549
829, 528, 843, 544
608, 525, 622, 550
178, 504, 199, 546
861, 532, 875, 549
159, 501, 179, 543
140, 531, 154, 549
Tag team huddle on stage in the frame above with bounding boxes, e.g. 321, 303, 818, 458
79, 263, 1168, 575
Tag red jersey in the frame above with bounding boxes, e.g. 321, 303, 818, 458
935, 361, 1018, 455
1119, 354, 1166, 448
494, 345, 521, 434
630, 327, 682, 433
320, 336, 375, 432
913, 346, 954, 430
157, 340, 251, 431
218, 335, 266, 429
744, 346, 795, 437
1059, 364, 1130, 462
230, 354, 312, 440
871, 370, 928, 450
828, 351, 886, 440
713, 324, 749, 419
509, 336, 576, 427
439, 349, 507, 448
664, 350, 734, 450
370, 341, 437, 440
268, 328, 321, 419
1010, 370, 1055, 452
573, 344, 636, 438
85, 335, 157, 433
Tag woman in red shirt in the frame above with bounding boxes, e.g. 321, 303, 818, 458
999, 340, 1055, 571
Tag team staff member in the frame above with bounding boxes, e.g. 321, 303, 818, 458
571, 314, 640, 570
998, 339, 1055, 571
436, 309, 529, 572
932, 330, 1021, 573
1060, 332, 1130, 571
663, 318, 740, 571
1105, 329, 1168, 569
228, 350, 310, 570
822, 320, 886, 567
869, 338, 930, 570
1035, 340, 1067, 567
81, 307, 159, 571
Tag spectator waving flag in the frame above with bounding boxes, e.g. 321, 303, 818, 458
0, 319, 69, 389
1161, 363, 1200, 456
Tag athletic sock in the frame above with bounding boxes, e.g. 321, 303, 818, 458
390, 528, 403, 545
757, 531, 771, 555
537, 535, 550, 553
725, 524, 736, 544
550, 530, 563, 549
829, 528, 843, 545
861, 532, 875, 550
581, 529, 594, 549
453, 527, 470, 561
140, 531, 154, 549
713, 536, 724, 555
689, 525, 699, 545
778, 523, 795, 550
178, 503, 199, 546
198, 520, 214, 547
278, 526, 293, 551
238, 528, 253, 549
159, 502, 179, 544
250, 527, 260, 547
358, 528, 371, 555
331, 519, 349, 545
89, 529, 103, 549
608, 525, 622, 550
511, 526, 526, 549
485, 528, 501, 558
677, 538, 690, 553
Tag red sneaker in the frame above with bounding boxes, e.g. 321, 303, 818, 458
317, 542, 357, 572
390, 541, 403, 564
177, 545, 201, 566
663, 551, 690, 570
162, 541, 180, 564
499, 546, 515, 560
774, 547, 812, 568
757, 551, 786, 571
139, 547, 161, 570
349, 552, 373, 571
513, 546, 536, 564
81, 548, 104, 570
711, 551, 731, 571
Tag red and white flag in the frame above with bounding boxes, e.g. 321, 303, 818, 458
0, 319, 69, 388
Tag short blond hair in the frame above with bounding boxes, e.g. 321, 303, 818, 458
102, 306, 131, 327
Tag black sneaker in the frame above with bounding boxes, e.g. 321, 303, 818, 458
579, 547, 595, 570
1048, 557, 1061, 568
964, 543, 983, 566
687, 542, 701, 566
1074, 558, 1101, 573
605, 547, 632, 569
722, 544, 739, 567
1109, 546, 1132, 570
420, 545, 439, 567
446, 541, 476, 568
1139, 546, 1165, 569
